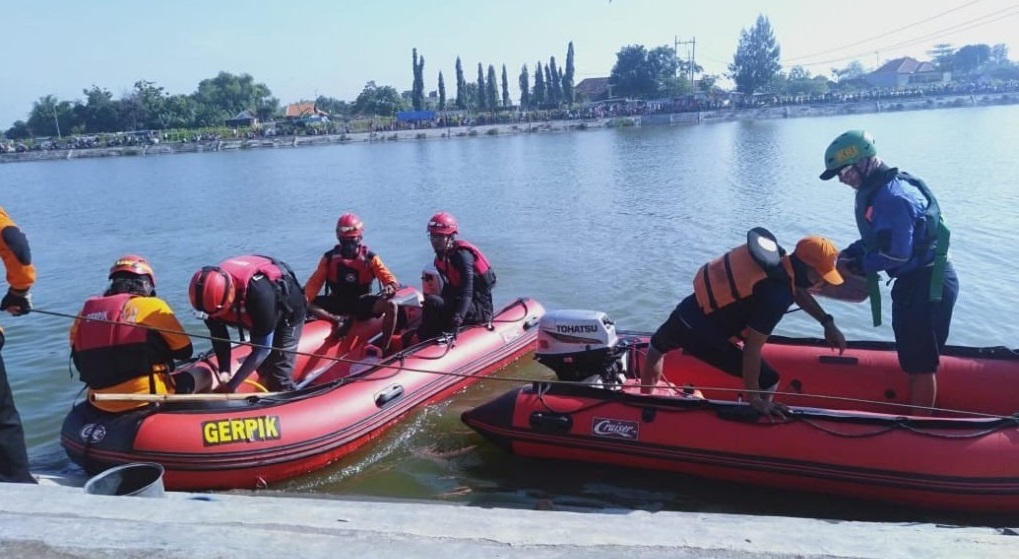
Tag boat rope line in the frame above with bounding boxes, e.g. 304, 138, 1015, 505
30, 307, 1018, 420
30, 305, 526, 386
532, 381, 1019, 438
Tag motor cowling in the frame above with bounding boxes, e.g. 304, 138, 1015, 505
535, 310, 629, 384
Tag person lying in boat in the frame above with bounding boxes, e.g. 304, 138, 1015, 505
70, 255, 193, 413
640, 231, 847, 419
188, 254, 306, 393
418, 211, 497, 340
303, 212, 399, 352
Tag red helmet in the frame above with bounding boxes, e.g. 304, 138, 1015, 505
188, 266, 235, 318
336, 212, 364, 240
109, 254, 156, 287
427, 211, 458, 236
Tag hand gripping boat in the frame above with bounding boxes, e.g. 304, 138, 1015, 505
462, 309, 1019, 514
61, 284, 544, 490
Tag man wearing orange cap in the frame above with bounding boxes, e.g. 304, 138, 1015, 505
641, 229, 847, 419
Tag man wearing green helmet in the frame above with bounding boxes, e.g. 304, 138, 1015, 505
820, 130, 959, 416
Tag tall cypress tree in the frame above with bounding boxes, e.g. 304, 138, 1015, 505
477, 63, 486, 110
438, 71, 446, 111
518, 64, 531, 109
548, 56, 562, 105
544, 64, 554, 105
455, 56, 466, 109
500, 65, 510, 107
533, 61, 545, 107
486, 65, 499, 111
563, 41, 576, 105
412, 49, 425, 111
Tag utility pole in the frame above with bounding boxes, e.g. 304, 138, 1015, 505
674, 36, 697, 86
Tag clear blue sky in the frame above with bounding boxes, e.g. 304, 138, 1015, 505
2, 0, 1016, 126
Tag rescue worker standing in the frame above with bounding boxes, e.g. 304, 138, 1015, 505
640, 231, 847, 419
304, 213, 400, 352
820, 130, 959, 415
70, 255, 194, 413
189, 255, 307, 393
418, 211, 497, 340
0, 206, 35, 483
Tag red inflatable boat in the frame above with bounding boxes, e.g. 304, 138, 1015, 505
62, 288, 544, 490
462, 310, 1019, 514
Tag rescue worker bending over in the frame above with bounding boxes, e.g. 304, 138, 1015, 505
641, 231, 847, 420
304, 212, 399, 352
189, 254, 306, 393
70, 255, 193, 413
418, 211, 497, 340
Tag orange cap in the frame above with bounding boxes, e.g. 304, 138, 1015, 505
795, 236, 844, 286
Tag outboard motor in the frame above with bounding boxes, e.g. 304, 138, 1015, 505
535, 310, 634, 388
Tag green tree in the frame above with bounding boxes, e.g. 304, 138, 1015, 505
28, 95, 71, 138
353, 81, 405, 116
698, 74, 719, 93
412, 48, 425, 111
954, 44, 991, 75
192, 71, 274, 125
500, 64, 510, 108
609, 45, 656, 98
547, 56, 561, 105
518, 64, 531, 109
438, 71, 446, 111
648, 46, 678, 92
563, 41, 576, 104
5, 120, 31, 140
533, 61, 546, 107
544, 64, 554, 104
486, 65, 498, 110
455, 56, 466, 109
315, 96, 351, 117
728, 14, 782, 95
77, 85, 120, 133
476, 63, 486, 111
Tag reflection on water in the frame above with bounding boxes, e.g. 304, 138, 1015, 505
4, 106, 1019, 525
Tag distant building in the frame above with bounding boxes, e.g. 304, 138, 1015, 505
225, 110, 259, 128
574, 77, 612, 102
866, 57, 949, 88
284, 102, 329, 119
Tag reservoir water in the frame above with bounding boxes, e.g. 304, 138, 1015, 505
4, 106, 1018, 524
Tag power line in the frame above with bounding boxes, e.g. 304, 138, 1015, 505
794, 5, 1019, 68
785, 0, 984, 63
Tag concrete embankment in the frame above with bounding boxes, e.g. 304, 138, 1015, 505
0, 481, 1015, 559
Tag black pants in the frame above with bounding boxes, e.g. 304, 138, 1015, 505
418, 293, 493, 340
0, 342, 34, 483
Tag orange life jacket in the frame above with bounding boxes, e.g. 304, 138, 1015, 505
693, 245, 795, 314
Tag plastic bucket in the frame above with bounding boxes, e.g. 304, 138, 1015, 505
83, 462, 166, 498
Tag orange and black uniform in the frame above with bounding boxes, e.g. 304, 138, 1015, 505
419, 240, 496, 340
649, 243, 807, 390
0, 207, 35, 483
304, 244, 398, 318
70, 294, 193, 413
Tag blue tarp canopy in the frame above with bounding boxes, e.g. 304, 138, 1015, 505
396, 110, 436, 122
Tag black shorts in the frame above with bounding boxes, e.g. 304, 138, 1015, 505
649, 296, 780, 389
891, 262, 959, 374
313, 295, 383, 320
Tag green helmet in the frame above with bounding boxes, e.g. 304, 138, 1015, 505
820, 130, 876, 180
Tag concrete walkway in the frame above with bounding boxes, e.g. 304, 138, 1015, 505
0, 481, 1015, 559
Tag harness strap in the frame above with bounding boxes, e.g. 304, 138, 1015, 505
929, 220, 950, 302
